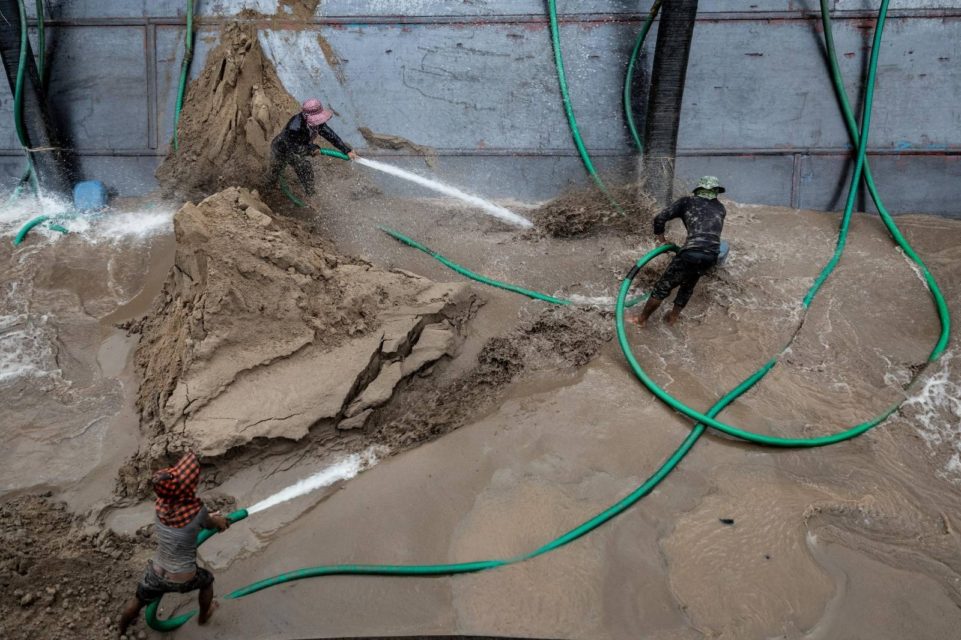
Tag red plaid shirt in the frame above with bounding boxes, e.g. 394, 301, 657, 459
153, 452, 204, 528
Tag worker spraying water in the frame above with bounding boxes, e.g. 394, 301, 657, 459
266, 98, 359, 197
118, 452, 230, 638
265, 99, 532, 229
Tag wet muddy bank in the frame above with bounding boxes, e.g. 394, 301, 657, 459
3, 197, 961, 640
5, 12, 961, 639
166, 206, 961, 640
2, 24, 960, 635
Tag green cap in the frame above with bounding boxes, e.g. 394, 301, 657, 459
694, 176, 725, 193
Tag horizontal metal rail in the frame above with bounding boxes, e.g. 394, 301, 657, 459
26, 9, 961, 28
1, 147, 960, 158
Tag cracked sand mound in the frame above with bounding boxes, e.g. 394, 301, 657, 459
134, 188, 478, 456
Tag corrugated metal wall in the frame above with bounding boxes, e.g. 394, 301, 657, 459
2, 1, 959, 215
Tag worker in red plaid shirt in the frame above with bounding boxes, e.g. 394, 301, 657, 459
118, 452, 230, 637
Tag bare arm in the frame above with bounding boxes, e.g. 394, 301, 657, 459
202, 510, 230, 532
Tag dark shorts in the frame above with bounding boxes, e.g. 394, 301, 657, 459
135, 561, 214, 604
650, 249, 718, 308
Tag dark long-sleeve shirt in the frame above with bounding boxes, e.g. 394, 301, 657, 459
273, 113, 352, 156
652, 196, 726, 254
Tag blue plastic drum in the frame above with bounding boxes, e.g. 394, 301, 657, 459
73, 180, 108, 211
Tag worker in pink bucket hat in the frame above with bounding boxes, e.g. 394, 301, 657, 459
267, 98, 358, 198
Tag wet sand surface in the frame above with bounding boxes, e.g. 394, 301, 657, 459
0, 206, 176, 511
170, 200, 961, 639
3, 191, 961, 639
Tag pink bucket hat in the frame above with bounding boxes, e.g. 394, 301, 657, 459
302, 98, 333, 126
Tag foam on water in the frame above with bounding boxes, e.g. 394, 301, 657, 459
62, 208, 174, 243
1, 191, 176, 386
355, 157, 533, 228
1, 188, 174, 243
247, 446, 386, 514
0, 190, 72, 235
0, 275, 59, 386
902, 352, 961, 478
566, 294, 618, 307
0, 315, 56, 384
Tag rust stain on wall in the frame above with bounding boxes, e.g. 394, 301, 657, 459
317, 33, 347, 85
278, 0, 321, 21
358, 126, 438, 168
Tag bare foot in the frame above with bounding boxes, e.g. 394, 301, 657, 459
664, 313, 680, 326
198, 600, 219, 626
626, 314, 645, 327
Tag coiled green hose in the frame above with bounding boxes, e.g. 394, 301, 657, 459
817, 0, 949, 360
145, 2, 948, 632
615, 0, 947, 451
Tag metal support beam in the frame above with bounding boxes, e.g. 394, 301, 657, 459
146, 24, 158, 149
24, 8, 961, 28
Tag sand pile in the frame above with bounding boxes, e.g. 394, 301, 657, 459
0, 495, 149, 640
532, 183, 656, 238
131, 188, 478, 460
372, 306, 614, 448
156, 22, 300, 200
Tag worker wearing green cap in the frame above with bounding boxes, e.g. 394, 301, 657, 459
630, 176, 727, 326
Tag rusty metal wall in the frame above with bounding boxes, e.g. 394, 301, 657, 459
0, 1, 959, 216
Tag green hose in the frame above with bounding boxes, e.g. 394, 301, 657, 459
279, 148, 351, 207
8, 0, 49, 201
616, 0, 948, 450
11, 0, 38, 196
279, 176, 305, 207
172, 0, 196, 152
145, 2, 948, 632
13, 215, 49, 245
145, 405, 707, 630
318, 148, 350, 162
818, 0, 949, 360
13, 214, 71, 245
623, 0, 661, 150
379, 225, 653, 308
546, 0, 623, 214
381, 225, 572, 305
12, 0, 30, 150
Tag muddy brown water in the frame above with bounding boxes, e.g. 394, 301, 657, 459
3, 192, 961, 639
